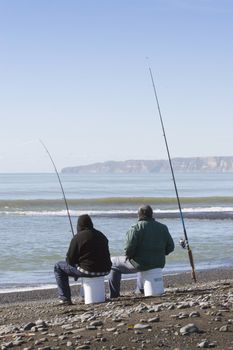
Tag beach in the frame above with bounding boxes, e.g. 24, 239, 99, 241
1, 268, 233, 349
1, 173, 233, 349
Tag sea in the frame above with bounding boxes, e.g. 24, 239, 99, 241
0, 172, 233, 293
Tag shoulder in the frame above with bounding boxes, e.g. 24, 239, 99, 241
128, 222, 142, 231
154, 220, 168, 229
69, 234, 79, 246
93, 228, 108, 241
75, 230, 91, 242
71, 234, 79, 241
127, 221, 145, 237
154, 221, 171, 237
157, 220, 170, 232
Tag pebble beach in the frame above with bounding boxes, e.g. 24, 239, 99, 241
0, 268, 233, 350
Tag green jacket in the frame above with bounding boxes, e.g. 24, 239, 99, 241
125, 218, 174, 271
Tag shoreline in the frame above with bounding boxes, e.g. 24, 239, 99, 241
1, 266, 233, 305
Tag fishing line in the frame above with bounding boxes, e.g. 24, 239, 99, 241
148, 64, 197, 283
39, 140, 74, 237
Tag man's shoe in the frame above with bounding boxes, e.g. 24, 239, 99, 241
59, 299, 73, 305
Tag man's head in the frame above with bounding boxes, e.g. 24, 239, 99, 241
77, 214, 93, 232
138, 205, 153, 220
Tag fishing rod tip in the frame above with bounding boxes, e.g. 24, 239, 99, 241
145, 56, 150, 66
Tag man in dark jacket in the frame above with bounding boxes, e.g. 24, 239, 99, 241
108, 205, 174, 298
54, 214, 112, 304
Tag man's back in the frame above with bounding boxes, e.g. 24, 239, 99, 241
125, 218, 174, 271
77, 228, 112, 272
66, 214, 112, 273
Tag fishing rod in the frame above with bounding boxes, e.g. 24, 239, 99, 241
148, 66, 197, 283
40, 140, 75, 237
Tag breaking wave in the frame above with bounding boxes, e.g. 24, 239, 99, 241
0, 197, 233, 220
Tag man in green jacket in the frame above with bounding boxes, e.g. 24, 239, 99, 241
108, 205, 174, 298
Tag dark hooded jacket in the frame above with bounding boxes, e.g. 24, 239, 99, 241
66, 214, 112, 273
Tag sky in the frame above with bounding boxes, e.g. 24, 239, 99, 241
0, 0, 232, 173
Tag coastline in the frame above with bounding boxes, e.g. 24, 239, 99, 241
1, 267, 233, 305
1, 267, 232, 350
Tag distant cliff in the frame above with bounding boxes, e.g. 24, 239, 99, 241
61, 157, 233, 174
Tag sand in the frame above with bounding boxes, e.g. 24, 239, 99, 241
0, 268, 233, 349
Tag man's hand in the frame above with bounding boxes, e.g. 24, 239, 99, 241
125, 256, 132, 262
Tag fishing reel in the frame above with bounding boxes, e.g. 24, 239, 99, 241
179, 238, 187, 249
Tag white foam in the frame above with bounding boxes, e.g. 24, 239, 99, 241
3, 206, 232, 216
0, 281, 85, 294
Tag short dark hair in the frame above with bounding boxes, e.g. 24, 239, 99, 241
138, 205, 153, 220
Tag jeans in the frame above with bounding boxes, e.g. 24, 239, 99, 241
54, 261, 91, 301
108, 256, 143, 298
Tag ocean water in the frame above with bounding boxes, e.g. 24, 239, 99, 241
0, 172, 233, 292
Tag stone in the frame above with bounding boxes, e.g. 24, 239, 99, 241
35, 320, 47, 327
214, 316, 222, 322
148, 316, 160, 323
89, 320, 103, 327
178, 312, 189, 319
106, 327, 117, 332
189, 311, 200, 318
219, 325, 229, 332
134, 324, 152, 329
197, 340, 216, 348
13, 340, 24, 346
177, 303, 190, 309
180, 323, 200, 335
23, 322, 36, 331
112, 317, 122, 322
86, 325, 97, 330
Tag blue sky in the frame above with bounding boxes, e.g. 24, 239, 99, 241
0, 0, 232, 172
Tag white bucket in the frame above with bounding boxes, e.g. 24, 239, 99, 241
82, 276, 105, 304
140, 268, 164, 296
